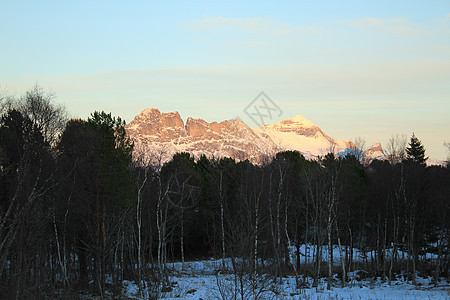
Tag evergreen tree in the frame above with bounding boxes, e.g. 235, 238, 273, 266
405, 133, 428, 166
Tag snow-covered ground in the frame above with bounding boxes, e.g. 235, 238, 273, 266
119, 258, 449, 299
288, 244, 440, 266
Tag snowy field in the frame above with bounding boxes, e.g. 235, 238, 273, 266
118, 258, 449, 299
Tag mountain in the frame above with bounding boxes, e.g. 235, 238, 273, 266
125, 108, 383, 164
364, 143, 385, 160
125, 108, 279, 164
254, 114, 357, 159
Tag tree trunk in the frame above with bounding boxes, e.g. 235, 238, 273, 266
327, 214, 333, 290
219, 171, 226, 269
253, 194, 259, 299
181, 209, 185, 270
334, 215, 346, 286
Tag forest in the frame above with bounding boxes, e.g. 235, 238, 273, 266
0, 87, 449, 299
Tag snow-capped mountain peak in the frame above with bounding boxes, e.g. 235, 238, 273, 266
360, 143, 385, 160
287, 114, 317, 128
125, 109, 386, 164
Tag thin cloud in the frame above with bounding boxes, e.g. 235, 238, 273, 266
183, 15, 321, 36
345, 17, 428, 37
181, 14, 450, 65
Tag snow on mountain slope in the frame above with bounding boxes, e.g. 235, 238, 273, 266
364, 142, 385, 160
426, 158, 447, 167
255, 114, 354, 158
126, 109, 387, 164
125, 108, 279, 164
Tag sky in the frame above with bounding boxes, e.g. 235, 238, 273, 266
1, 0, 449, 160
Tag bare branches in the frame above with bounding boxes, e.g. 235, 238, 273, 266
385, 134, 407, 164
18, 85, 68, 146
444, 142, 450, 163
353, 136, 366, 162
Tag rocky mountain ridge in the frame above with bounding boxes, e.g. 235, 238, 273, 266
126, 108, 279, 164
125, 108, 384, 164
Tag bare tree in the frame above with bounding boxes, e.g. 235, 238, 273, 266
132, 147, 153, 291
155, 172, 172, 284
445, 142, 450, 165
385, 134, 407, 164
168, 174, 200, 269
0, 92, 66, 297
322, 154, 342, 289
0, 87, 13, 115
353, 136, 366, 162
303, 160, 326, 288
218, 169, 226, 268
16, 85, 68, 146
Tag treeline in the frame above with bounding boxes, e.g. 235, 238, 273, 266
0, 87, 448, 298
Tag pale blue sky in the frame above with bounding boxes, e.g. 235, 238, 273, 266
1, 1, 449, 159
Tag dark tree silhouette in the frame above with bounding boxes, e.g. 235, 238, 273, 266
405, 133, 428, 166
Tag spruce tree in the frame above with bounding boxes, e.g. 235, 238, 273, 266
405, 133, 428, 166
